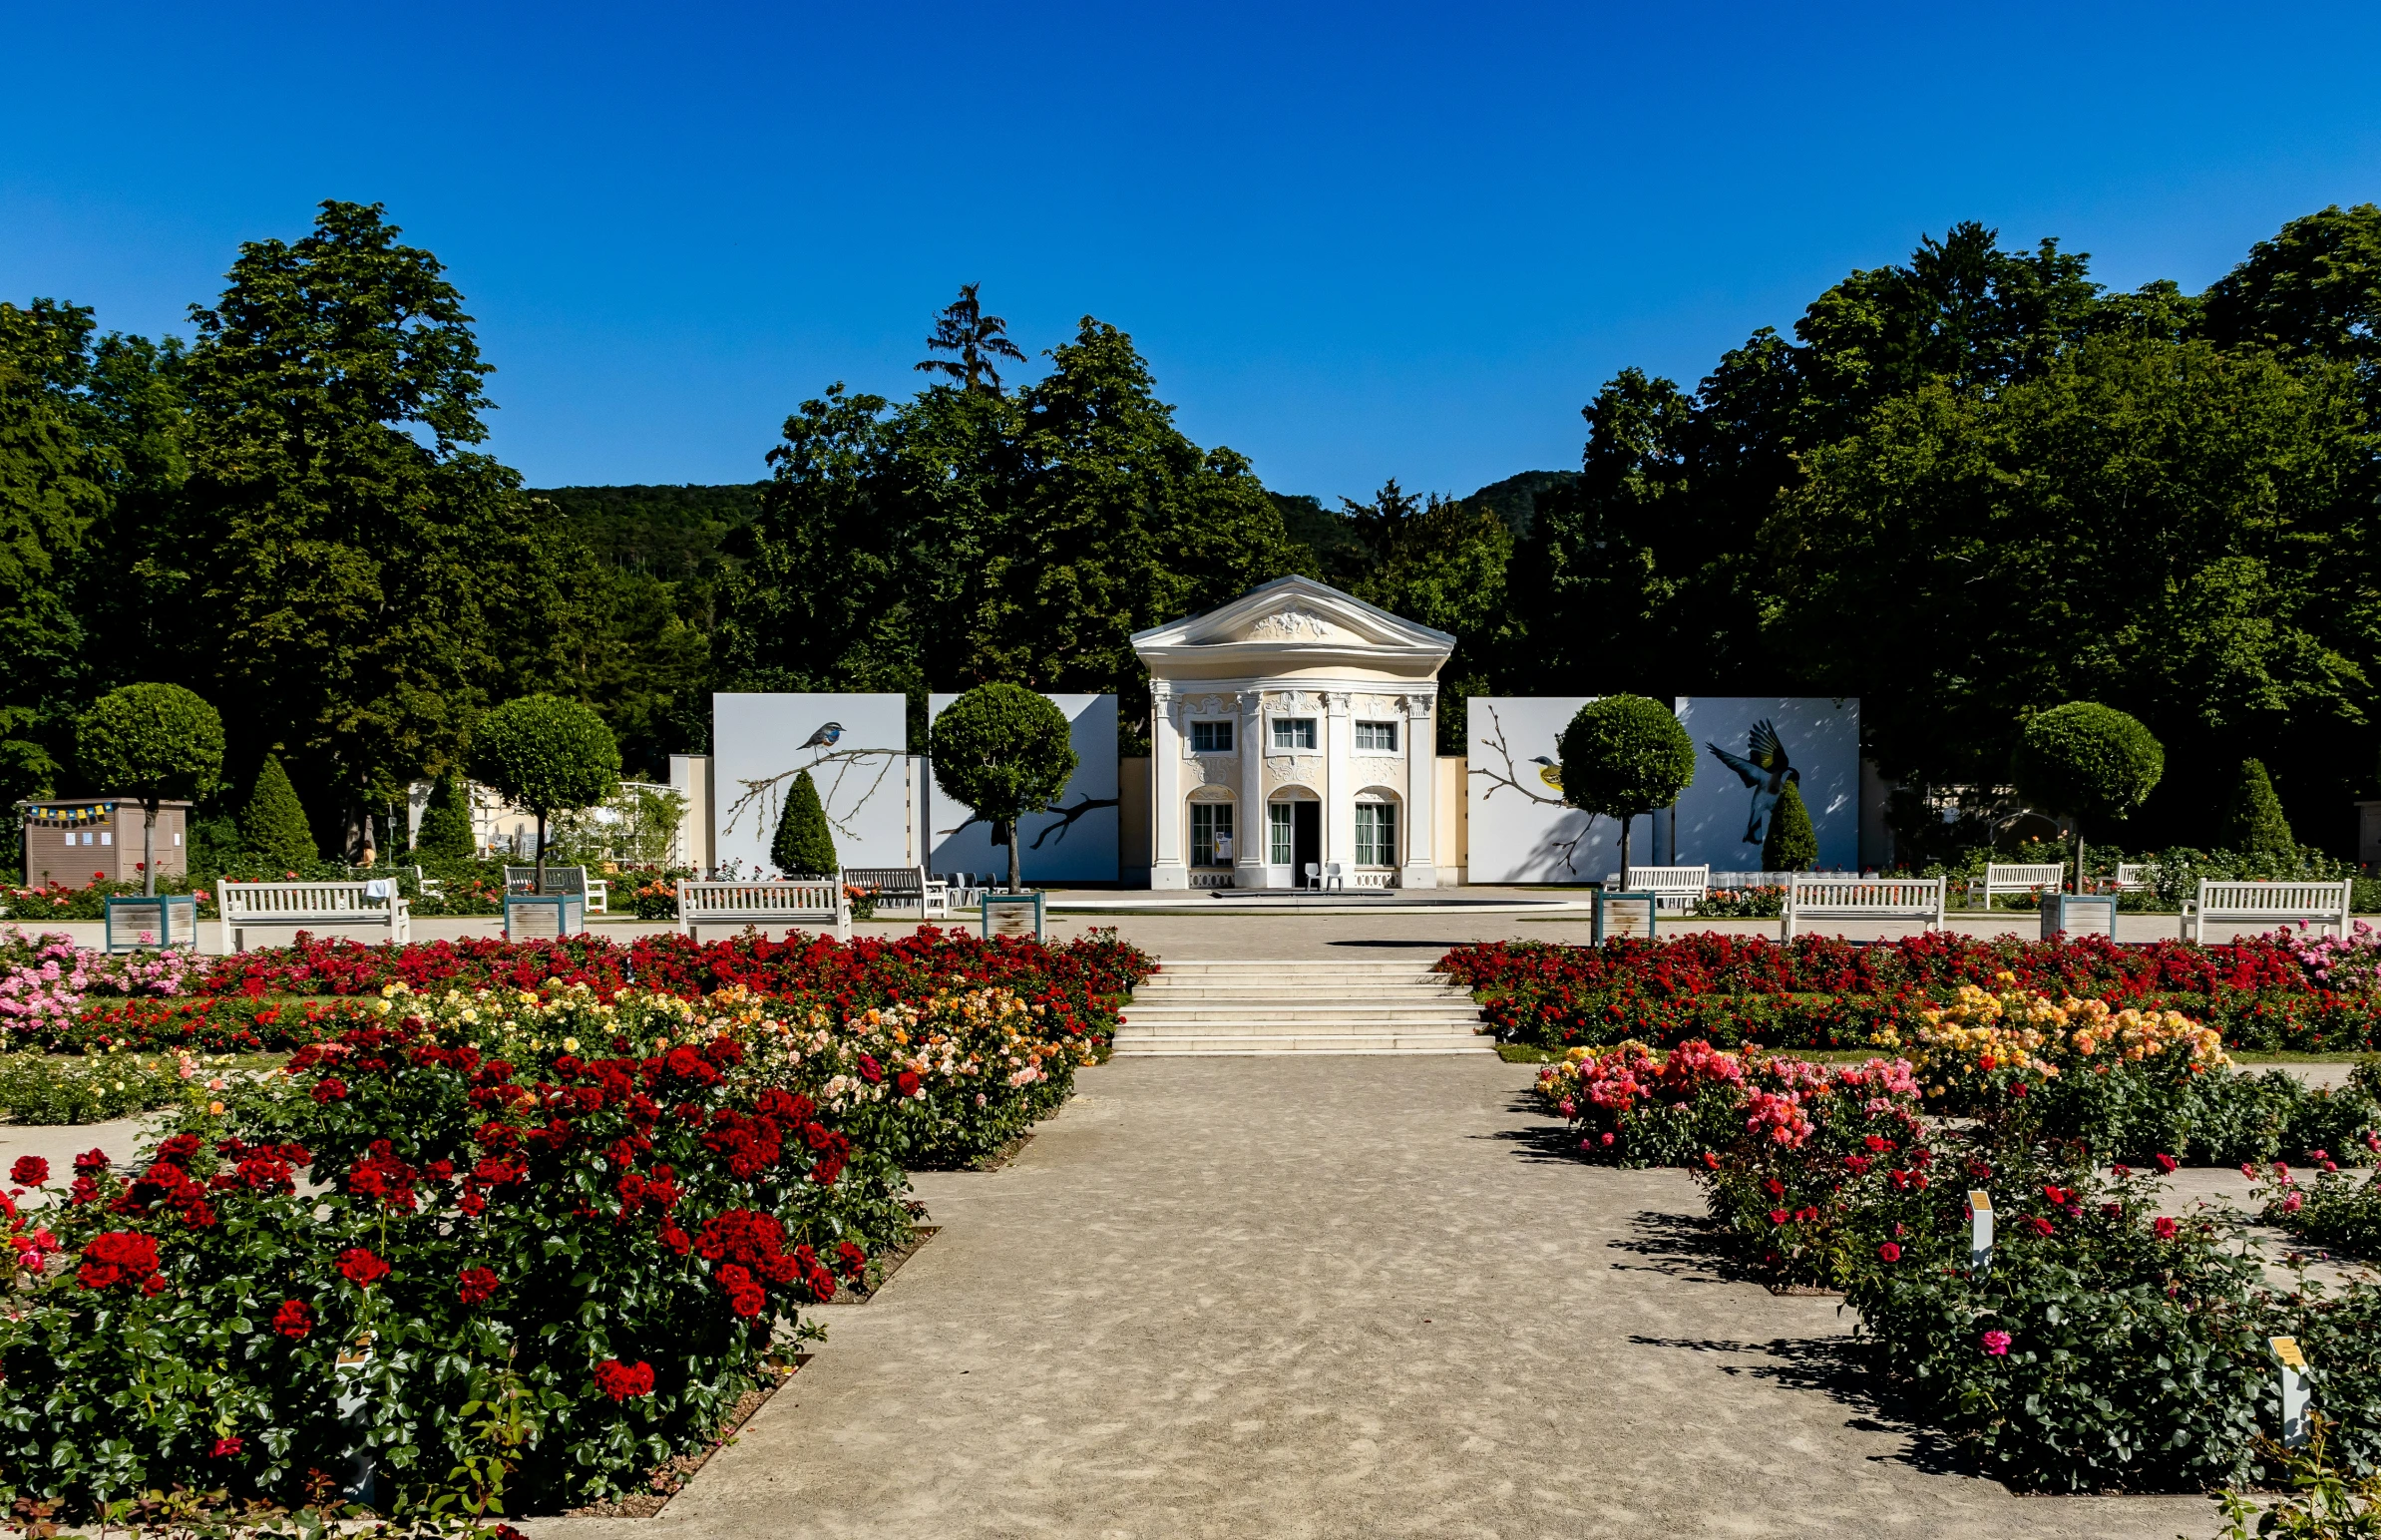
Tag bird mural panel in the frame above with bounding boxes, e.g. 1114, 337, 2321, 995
1708, 719, 1798, 845
800, 722, 844, 752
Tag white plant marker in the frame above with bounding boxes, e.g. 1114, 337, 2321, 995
1968, 1190, 1994, 1273
2271, 1337, 2310, 1448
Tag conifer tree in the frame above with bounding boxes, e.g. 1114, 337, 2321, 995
2221, 758, 2296, 864
1762, 780, 1819, 871
240, 754, 317, 870
415, 774, 477, 861
770, 769, 839, 877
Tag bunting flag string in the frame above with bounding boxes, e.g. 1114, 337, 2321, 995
19, 803, 118, 828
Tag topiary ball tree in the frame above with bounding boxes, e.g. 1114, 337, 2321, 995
1558, 694, 1696, 883
414, 773, 477, 862
930, 683, 1076, 895
467, 694, 621, 887
2011, 701, 2165, 895
1762, 779, 1818, 872
2221, 758, 2296, 866
75, 683, 226, 896
239, 753, 318, 873
770, 769, 839, 878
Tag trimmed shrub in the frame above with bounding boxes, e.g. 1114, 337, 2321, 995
1558, 694, 1696, 874
930, 684, 1075, 893
75, 683, 227, 895
468, 695, 621, 881
2222, 758, 2296, 863
413, 773, 477, 861
1761, 781, 1817, 871
239, 754, 317, 870
770, 769, 838, 877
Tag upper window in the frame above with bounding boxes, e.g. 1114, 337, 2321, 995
1189, 720, 1233, 754
1355, 720, 1398, 752
1271, 717, 1318, 751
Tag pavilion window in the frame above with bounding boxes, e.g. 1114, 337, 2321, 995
1356, 802, 1396, 867
1190, 803, 1234, 867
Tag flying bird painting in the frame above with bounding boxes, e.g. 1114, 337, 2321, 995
800, 722, 844, 751
1708, 719, 1799, 845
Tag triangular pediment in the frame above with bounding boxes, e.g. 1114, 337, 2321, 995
1132, 577, 1455, 657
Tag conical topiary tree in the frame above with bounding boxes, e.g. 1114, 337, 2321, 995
415, 774, 477, 862
239, 754, 317, 872
770, 769, 839, 877
1762, 779, 1818, 871
2221, 759, 2296, 865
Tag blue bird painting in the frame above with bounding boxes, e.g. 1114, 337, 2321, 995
800, 722, 844, 751
1707, 719, 1799, 845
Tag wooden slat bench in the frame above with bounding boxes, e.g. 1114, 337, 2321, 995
1967, 863, 2065, 908
676, 879, 850, 942
217, 880, 411, 953
2114, 863, 2150, 893
1783, 876, 1946, 941
1622, 865, 1710, 914
844, 866, 950, 920
2182, 880, 2351, 944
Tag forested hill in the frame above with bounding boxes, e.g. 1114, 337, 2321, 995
531, 483, 762, 581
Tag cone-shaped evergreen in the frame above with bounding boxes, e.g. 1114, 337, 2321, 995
1762, 780, 1818, 871
416, 774, 477, 861
2222, 758, 2295, 863
771, 770, 839, 877
240, 754, 317, 869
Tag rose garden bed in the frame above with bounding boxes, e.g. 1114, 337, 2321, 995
0, 926, 1153, 1523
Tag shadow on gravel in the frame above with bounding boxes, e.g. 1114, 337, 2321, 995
1605, 1210, 1741, 1284
1485, 1115, 1580, 1164
1326, 939, 1462, 949
1627, 1331, 1972, 1477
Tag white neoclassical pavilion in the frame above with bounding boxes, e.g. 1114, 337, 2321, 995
1132, 576, 1453, 891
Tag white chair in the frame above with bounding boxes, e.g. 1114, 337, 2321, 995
1322, 862, 1346, 893
1302, 862, 1321, 891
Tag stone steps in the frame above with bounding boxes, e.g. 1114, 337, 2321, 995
1112, 959, 1494, 1056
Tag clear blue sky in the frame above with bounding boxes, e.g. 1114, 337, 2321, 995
6, 2, 2378, 503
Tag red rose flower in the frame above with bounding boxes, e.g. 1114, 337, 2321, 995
211, 1436, 244, 1458
1877, 1242, 1901, 1262
857, 1054, 883, 1084
2154, 1153, 2179, 1174
2153, 1216, 2180, 1240
77, 1231, 161, 1292
593, 1357, 655, 1400
312, 1077, 349, 1104
458, 1266, 500, 1305
9, 1156, 49, 1187
336, 1247, 390, 1290
896, 1070, 922, 1098
272, 1298, 314, 1339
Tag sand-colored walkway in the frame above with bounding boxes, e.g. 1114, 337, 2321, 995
534, 1056, 2225, 1540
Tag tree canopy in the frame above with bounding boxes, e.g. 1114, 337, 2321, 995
74, 682, 225, 894
468, 693, 622, 882
929, 683, 1077, 892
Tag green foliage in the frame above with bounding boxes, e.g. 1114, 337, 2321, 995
2225, 758, 2298, 862
2012, 701, 2165, 829
931, 684, 1076, 890
1344, 481, 1513, 754
0, 1049, 205, 1124
1761, 780, 1817, 870
467, 695, 621, 824
769, 770, 838, 877
414, 773, 476, 861
237, 754, 317, 870
74, 683, 224, 808
1557, 695, 1696, 821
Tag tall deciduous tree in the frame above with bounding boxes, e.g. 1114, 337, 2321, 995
74, 682, 224, 894
179, 200, 558, 849
1343, 480, 1512, 753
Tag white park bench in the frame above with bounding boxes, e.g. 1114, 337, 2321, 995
1968, 863, 2066, 908
844, 866, 951, 919
1783, 875, 1946, 941
217, 880, 411, 953
1621, 865, 1710, 914
2114, 864, 2150, 893
676, 878, 851, 942
2181, 880, 2351, 944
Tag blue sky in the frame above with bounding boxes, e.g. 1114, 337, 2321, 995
6, 2, 2378, 502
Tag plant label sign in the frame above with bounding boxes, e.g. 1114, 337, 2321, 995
1968, 1190, 1994, 1272
2270, 1337, 2310, 1446
982, 892, 1046, 943
1593, 892, 1658, 946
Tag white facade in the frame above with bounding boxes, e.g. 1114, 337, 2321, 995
1131, 577, 1452, 891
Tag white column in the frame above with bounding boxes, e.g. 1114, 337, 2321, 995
1401, 693, 1436, 888
1149, 683, 1187, 889
1236, 688, 1268, 889
1325, 691, 1354, 879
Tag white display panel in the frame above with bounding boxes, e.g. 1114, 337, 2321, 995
1672, 696, 1861, 872
1464, 697, 1652, 884
927, 693, 1118, 884
710, 694, 915, 877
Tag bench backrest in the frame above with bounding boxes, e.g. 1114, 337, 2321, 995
678, 879, 845, 917
505, 865, 587, 897
844, 866, 925, 894
1788, 875, 1945, 912
2195, 879, 2350, 915
1623, 865, 1710, 894
1982, 864, 2065, 889
218, 881, 398, 918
